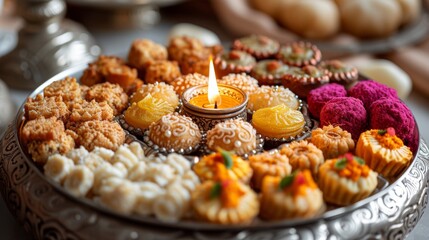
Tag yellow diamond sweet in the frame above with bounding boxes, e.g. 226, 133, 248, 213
252, 104, 305, 139
124, 94, 175, 130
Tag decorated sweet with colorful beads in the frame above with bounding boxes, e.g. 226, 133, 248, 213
260, 170, 324, 220
318, 153, 378, 206
356, 128, 413, 177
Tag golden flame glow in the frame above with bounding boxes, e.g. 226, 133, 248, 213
208, 56, 221, 107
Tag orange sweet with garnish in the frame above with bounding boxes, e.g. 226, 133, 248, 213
318, 153, 378, 206
191, 179, 259, 224
260, 170, 324, 220
356, 127, 413, 177
193, 150, 253, 184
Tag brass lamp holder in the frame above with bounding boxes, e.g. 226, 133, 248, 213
0, 0, 100, 89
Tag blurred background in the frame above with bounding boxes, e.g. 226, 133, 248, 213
0, 0, 429, 239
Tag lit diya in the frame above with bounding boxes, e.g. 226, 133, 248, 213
181, 58, 248, 131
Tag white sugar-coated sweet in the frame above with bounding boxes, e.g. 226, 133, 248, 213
169, 23, 220, 46
93, 164, 127, 195
63, 165, 94, 197
127, 161, 147, 181
166, 153, 191, 175
133, 182, 165, 216
83, 153, 107, 172
100, 180, 139, 214
153, 182, 191, 222
44, 154, 75, 183
128, 142, 145, 161
355, 59, 412, 99
66, 146, 89, 165
111, 145, 140, 169
92, 147, 115, 162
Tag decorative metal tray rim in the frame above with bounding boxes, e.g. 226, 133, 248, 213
1, 65, 429, 239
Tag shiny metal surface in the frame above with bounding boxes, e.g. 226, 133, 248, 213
0, 68, 428, 239
0, 0, 100, 90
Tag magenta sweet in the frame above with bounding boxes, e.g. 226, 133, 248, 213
307, 83, 347, 119
348, 80, 398, 110
370, 97, 417, 152
320, 97, 367, 140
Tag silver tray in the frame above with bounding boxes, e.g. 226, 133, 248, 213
1, 65, 429, 239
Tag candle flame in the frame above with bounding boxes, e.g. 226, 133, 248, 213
208, 56, 221, 107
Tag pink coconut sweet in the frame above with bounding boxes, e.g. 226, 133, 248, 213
307, 83, 347, 119
370, 97, 417, 152
320, 97, 367, 140
348, 80, 398, 110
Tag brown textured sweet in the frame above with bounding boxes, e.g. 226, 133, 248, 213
85, 82, 128, 115
43, 77, 83, 109
80, 55, 141, 95
69, 100, 114, 123
319, 60, 358, 85
168, 36, 206, 62
191, 180, 259, 224
248, 152, 292, 190
24, 94, 70, 122
144, 60, 181, 84
282, 65, 330, 98
104, 65, 139, 94
128, 39, 168, 70
232, 35, 280, 59
248, 85, 300, 112
168, 36, 222, 76
277, 42, 322, 67
214, 50, 256, 77
21, 117, 65, 143
27, 131, 75, 164
280, 140, 324, 175
130, 82, 179, 108
250, 60, 290, 85
218, 73, 259, 95
148, 113, 201, 151
73, 120, 125, 151
170, 73, 208, 96
310, 125, 355, 159
206, 119, 257, 156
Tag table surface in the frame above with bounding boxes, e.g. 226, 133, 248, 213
1, 2, 429, 239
